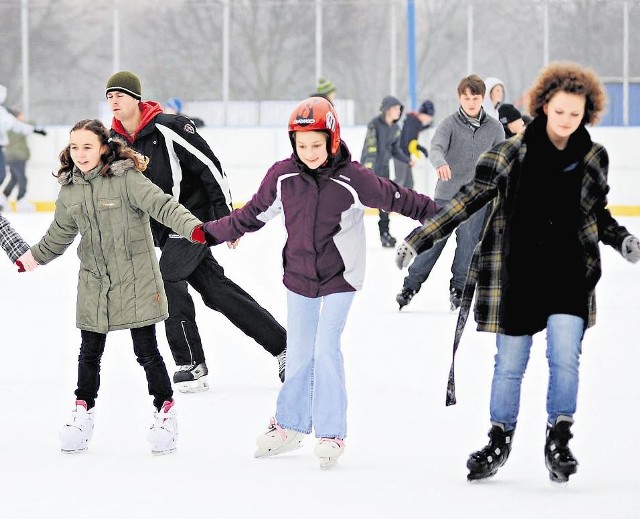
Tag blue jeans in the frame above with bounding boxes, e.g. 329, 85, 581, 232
403, 199, 486, 292
275, 290, 355, 439
490, 314, 584, 431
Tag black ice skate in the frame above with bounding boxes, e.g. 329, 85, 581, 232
545, 417, 578, 484
380, 232, 397, 248
449, 287, 462, 311
467, 424, 514, 481
396, 287, 416, 310
173, 362, 209, 393
277, 349, 287, 383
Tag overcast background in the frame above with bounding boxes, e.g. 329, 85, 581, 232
1, 0, 639, 125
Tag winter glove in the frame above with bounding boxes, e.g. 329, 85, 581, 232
191, 225, 206, 244
622, 235, 640, 263
33, 127, 47, 136
395, 241, 417, 269
16, 260, 25, 273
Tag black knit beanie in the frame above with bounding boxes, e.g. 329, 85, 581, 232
105, 71, 142, 100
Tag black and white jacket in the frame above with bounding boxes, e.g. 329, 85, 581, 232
110, 101, 232, 248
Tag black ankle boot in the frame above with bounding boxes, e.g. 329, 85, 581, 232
467, 424, 514, 481
545, 418, 578, 483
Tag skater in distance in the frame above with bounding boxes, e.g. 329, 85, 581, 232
395, 62, 640, 483
202, 97, 437, 469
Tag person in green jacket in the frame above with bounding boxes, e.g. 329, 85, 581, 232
18, 119, 206, 456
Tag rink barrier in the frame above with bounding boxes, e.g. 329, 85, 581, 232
13, 125, 640, 216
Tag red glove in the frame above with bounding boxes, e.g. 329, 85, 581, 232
16, 260, 25, 273
191, 225, 206, 244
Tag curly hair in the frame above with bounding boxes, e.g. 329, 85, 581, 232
527, 62, 606, 125
56, 119, 148, 178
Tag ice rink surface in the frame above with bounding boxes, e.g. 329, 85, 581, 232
1, 212, 639, 518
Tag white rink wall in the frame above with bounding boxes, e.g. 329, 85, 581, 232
19, 126, 640, 211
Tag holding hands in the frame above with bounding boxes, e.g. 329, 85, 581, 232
16, 250, 39, 272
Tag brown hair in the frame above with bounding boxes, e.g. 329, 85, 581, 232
56, 119, 148, 178
527, 62, 606, 125
457, 75, 486, 97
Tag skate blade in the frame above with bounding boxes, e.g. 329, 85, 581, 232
61, 446, 89, 455
318, 457, 339, 469
254, 441, 302, 458
176, 377, 209, 393
151, 447, 177, 456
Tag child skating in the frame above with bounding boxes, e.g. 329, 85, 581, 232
19, 119, 206, 455
202, 97, 438, 468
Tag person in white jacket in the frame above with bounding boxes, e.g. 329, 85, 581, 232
0, 84, 46, 210
482, 77, 506, 120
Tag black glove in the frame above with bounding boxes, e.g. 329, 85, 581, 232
33, 127, 47, 136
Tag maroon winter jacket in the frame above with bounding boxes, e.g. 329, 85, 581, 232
203, 142, 437, 298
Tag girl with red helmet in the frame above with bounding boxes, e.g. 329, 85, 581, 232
203, 97, 438, 468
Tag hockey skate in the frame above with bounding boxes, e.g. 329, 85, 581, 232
60, 400, 95, 454
148, 400, 178, 455
380, 232, 397, 248
254, 418, 305, 458
545, 417, 578, 484
277, 349, 287, 383
173, 362, 209, 393
396, 287, 416, 310
467, 424, 514, 481
449, 287, 462, 311
314, 438, 345, 469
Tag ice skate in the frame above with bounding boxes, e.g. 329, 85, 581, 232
148, 400, 178, 455
380, 231, 397, 248
254, 418, 305, 458
59, 400, 94, 454
173, 362, 209, 393
467, 424, 514, 481
277, 349, 287, 383
396, 287, 416, 310
545, 417, 578, 484
449, 287, 462, 311
314, 438, 345, 469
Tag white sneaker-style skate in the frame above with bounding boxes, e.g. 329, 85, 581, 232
254, 418, 305, 458
173, 363, 209, 393
59, 400, 95, 454
314, 438, 345, 469
147, 400, 178, 455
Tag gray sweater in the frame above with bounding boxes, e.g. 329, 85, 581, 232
429, 110, 504, 200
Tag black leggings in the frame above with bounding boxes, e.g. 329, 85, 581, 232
75, 325, 172, 411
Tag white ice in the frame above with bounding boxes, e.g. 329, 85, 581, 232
1, 212, 639, 518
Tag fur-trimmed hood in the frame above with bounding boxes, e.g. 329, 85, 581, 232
58, 159, 135, 186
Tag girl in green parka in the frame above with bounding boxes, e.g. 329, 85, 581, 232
19, 119, 206, 456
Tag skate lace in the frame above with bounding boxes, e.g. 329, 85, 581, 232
268, 417, 289, 441
318, 437, 344, 448
277, 350, 287, 371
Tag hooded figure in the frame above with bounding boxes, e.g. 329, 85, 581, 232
483, 77, 506, 120
361, 95, 413, 247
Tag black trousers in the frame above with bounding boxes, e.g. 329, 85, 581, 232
4, 160, 27, 200
75, 325, 173, 411
163, 247, 287, 367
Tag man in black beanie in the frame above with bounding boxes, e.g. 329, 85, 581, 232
105, 71, 287, 392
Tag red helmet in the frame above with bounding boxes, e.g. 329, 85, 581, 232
288, 97, 340, 156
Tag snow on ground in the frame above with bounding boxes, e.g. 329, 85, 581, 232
1, 212, 638, 518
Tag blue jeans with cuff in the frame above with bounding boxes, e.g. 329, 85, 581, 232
489, 314, 584, 431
